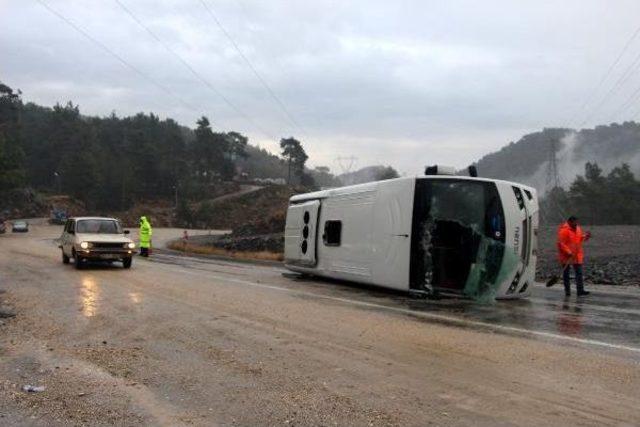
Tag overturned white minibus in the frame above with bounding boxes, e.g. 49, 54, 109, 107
284, 170, 538, 299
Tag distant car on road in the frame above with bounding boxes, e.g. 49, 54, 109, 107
59, 217, 135, 269
49, 209, 68, 225
11, 220, 29, 233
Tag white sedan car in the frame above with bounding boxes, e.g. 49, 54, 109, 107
59, 217, 135, 269
11, 220, 29, 232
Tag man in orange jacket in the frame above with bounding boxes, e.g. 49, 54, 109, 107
557, 216, 591, 297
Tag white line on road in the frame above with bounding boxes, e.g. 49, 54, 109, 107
145, 261, 640, 355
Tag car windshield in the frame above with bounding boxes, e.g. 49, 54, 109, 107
76, 219, 122, 234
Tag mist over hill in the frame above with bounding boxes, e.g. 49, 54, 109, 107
474, 123, 640, 194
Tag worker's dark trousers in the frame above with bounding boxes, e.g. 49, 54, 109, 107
140, 247, 149, 257
563, 264, 584, 295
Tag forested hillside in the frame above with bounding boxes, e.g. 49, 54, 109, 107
541, 162, 640, 224
474, 128, 570, 184
3, 80, 640, 225
0, 82, 326, 215
473, 124, 640, 224
474, 124, 640, 193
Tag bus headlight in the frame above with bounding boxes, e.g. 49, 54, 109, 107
80, 241, 90, 249
127, 242, 136, 249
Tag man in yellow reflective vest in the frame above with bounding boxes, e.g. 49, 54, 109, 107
139, 216, 152, 257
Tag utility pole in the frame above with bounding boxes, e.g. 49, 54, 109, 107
545, 136, 567, 223
173, 185, 178, 208
121, 176, 126, 210
53, 171, 61, 194
545, 138, 560, 191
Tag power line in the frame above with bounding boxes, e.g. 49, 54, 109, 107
113, 0, 282, 139
608, 79, 640, 121
36, 0, 198, 113
198, 0, 308, 138
630, 102, 640, 120
603, 46, 640, 122
603, 56, 640, 122
230, 0, 328, 132
580, 45, 640, 126
571, 23, 640, 128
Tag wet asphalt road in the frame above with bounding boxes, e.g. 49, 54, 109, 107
1, 225, 639, 426
151, 251, 640, 356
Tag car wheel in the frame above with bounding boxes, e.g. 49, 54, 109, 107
62, 250, 70, 264
122, 257, 132, 269
73, 251, 84, 270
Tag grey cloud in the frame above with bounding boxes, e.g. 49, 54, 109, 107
2, 0, 640, 174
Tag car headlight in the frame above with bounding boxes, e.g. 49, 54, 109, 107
80, 241, 89, 249
127, 242, 135, 249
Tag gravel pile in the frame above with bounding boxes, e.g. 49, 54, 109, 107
205, 209, 286, 254
210, 233, 284, 253
232, 213, 285, 237
536, 225, 640, 286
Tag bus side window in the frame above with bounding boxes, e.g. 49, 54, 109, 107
323, 221, 342, 246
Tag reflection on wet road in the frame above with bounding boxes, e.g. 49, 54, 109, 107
396, 286, 640, 351
556, 302, 584, 337
80, 276, 99, 317
129, 291, 142, 304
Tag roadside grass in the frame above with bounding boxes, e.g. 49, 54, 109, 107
167, 241, 283, 262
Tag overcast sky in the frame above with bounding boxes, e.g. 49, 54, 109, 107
2, 0, 640, 174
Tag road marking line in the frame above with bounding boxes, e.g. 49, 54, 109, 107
145, 262, 640, 355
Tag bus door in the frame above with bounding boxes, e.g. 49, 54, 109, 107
284, 200, 320, 266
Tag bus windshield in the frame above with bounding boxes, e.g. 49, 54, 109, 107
410, 179, 506, 297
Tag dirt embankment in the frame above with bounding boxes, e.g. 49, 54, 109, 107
536, 225, 640, 286
193, 185, 295, 230
110, 199, 175, 228
0, 189, 50, 219
111, 182, 243, 228
9, 182, 245, 228
170, 185, 298, 258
